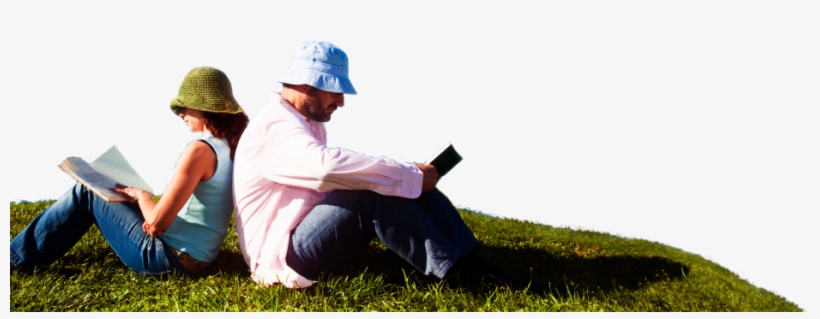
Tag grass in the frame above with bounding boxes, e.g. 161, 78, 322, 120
10, 199, 801, 311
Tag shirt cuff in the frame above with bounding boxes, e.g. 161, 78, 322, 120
397, 164, 423, 199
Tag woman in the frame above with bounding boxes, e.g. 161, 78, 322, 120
10, 67, 249, 276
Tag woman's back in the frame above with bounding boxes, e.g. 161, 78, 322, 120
162, 134, 234, 263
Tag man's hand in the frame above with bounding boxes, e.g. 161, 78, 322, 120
414, 163, 438, 193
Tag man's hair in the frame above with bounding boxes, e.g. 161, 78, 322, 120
283, 83, 318, 94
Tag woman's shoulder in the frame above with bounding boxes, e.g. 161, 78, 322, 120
193, 136, 231, 166
196, 134, 229, 150
182, 139, 218, 161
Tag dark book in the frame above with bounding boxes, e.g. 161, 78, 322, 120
424, 143, 462, 180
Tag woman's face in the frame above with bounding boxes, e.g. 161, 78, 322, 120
178, 108, 205, 132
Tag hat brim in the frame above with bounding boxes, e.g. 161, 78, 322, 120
278, 70, 357, 95
170, 97, 244, 115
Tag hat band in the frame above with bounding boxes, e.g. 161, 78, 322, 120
288, 59, 349, 77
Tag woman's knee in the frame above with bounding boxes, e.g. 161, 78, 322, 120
67, 182, 95, 206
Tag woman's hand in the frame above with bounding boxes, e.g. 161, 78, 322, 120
112, 184, 152, 202
142, 221, 164, 238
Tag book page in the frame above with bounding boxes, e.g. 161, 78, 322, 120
60, 157, 131, 202
88, 146, 153, 192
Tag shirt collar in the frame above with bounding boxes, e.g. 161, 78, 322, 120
273, 92, 319, 126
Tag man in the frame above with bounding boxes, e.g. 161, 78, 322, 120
233, 41, 527, 289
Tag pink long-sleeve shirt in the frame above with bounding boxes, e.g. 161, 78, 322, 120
232, 92, 424, 288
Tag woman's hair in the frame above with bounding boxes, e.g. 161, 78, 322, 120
201, 111, 249, 160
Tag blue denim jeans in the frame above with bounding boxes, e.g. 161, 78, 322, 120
10, 182, 187, 276
286, 188, 478, 280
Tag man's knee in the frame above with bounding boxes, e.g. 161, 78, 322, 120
327, 189, 389, 201
417, 188, 456, 209
322, 189, 412, 211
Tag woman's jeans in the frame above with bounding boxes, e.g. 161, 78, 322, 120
10, 182, 187, 276
286, 188, 479, 280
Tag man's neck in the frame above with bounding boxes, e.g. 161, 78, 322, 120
279, 87, 312, 121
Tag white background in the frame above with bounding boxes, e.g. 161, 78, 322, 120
1, 0, 817, 312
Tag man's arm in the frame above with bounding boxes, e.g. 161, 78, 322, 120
260, 121, 426, 198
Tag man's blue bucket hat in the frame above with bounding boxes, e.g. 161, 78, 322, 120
278, 41, 357, 95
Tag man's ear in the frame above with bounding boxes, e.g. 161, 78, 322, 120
293, 84, 312, 94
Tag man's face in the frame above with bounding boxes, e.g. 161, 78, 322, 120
303, 87, 345, 122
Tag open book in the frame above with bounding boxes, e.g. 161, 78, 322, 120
424, 143, 463, 180
58, 146, 152, 202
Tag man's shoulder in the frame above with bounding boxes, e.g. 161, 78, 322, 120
245, 104, 312, 139
248, 102, 298, 125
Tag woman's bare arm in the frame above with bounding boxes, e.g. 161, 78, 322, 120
114, 141, 216, 237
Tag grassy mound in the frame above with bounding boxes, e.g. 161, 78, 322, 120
10, 200, 800, 311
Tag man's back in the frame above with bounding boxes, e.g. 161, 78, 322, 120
232, 92, 326, 288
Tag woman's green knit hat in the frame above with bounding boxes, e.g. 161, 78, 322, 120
170, 67, 244, 115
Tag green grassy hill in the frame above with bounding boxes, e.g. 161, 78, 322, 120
10, 200, 801, 311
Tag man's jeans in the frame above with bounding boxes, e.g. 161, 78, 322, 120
10, 182, 186, 275
286, 188, 478, 280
